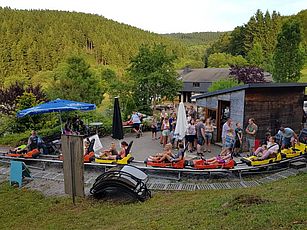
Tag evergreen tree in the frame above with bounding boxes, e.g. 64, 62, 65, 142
273, 19, 305, 82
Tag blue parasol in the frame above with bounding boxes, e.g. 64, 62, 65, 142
16, 99, 96, 133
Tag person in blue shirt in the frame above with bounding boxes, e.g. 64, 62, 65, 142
27, 130, 47, 154
277, 126, 298, 149
130, 111, 141, 138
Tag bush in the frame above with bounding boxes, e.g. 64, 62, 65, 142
208, 78, 242, 92
0, 131, 30, 146
0, 126, 61, 146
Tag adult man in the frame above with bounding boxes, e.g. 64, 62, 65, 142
27, 130, 39, 151
195, 118, 205, 155
245, 118, 258, 154
189, 106, 197, 120
221, 118, 235, 149
27, 130, 45, 153
277, 126, 298, 149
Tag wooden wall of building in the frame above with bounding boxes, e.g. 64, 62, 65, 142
244, 87, 305, 139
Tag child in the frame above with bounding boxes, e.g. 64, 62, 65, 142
234, 122, 243, 157
151, 118, 158, 140
148, 143, 172, 161
205, 147, 232, 164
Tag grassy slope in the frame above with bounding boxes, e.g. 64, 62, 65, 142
299, 65, 307, 82
0, 173, 306, 230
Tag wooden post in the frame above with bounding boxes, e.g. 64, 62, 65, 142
62, 135, 85, 202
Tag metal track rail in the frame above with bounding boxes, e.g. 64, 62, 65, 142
1, 154, 306, 180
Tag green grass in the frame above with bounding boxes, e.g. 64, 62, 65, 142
0, 173, 307, 230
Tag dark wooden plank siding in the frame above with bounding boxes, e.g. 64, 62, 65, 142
244, 87, 305, 140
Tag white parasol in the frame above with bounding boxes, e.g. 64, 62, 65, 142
174, 102, 188, 140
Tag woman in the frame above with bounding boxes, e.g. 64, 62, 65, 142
204, 118, 214, 153
64, 119, 73, 135
100, 141, 129, 160
154, 143, 184, 163
151, 118, 158, 140
161, 117, 170, 147
251, 136, 279, 160
186, 119, 196, 152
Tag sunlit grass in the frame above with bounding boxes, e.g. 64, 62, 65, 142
0, 173, 306, 230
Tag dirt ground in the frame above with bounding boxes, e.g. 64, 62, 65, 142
100, 131, 221, 161
0, 131, 236, 198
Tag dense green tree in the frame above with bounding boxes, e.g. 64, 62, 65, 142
208, 78, 242, 92
99, 68, 135, 116
228, 26, 246, 56
208, 53, 229, 68
247, 42, 265, 67
295, 10, 307, 45
273, 19, 305, 82
47, 56, 105, 104
128, 44, 182, 113
208, 53, 248, 68
205, 33, 231, 67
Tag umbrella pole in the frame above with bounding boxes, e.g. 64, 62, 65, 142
59, 112, 63, 134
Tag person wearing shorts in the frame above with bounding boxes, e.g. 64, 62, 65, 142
234, 122, 243, 157
204, 118, 214, 153
196, 118, 205, 155
277, 126, 298, 149
130, 111, 141, 138
245, 118, 258, 154
151, 118, 158, 140
222, 118, 235, 149
186, 119, 196, 152
161, 118, 170, 147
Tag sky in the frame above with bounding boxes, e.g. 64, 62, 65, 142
0, 0, 306, 33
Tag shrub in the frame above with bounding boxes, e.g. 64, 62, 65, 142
208, 78, 242, 92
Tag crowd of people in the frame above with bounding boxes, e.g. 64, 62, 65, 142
17, 104, 300, 164
221, 117, 299, 161
64, 115, 87, 135
144, 104, 301, 163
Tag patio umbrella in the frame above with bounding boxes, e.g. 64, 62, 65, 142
174, 102, 188, 140
16, 98, 96, 132
111, 97, 124, 140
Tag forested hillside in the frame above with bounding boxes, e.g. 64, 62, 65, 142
0, 7, 189, 87
163, 32, 226, 45
205, 9, 307, 72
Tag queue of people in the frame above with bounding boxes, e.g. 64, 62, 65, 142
220, 116, 299, 161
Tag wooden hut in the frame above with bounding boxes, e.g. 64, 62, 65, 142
193, 83, 307, 143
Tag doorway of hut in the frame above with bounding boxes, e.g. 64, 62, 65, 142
216, 100, 231, 142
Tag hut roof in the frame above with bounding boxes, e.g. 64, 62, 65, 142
192, 83, 307, 100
